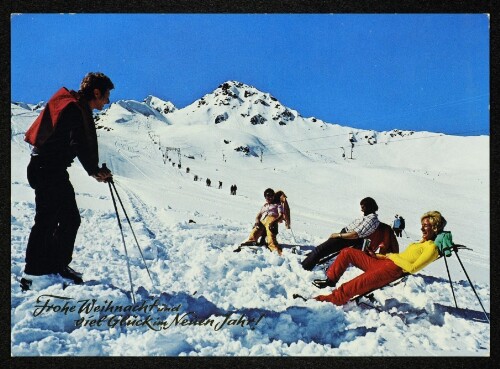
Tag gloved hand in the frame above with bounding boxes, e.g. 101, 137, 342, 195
93, 163, 113, 183
92, 167, 113, 182
434, 231, 453, 257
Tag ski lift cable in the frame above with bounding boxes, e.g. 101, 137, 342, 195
152, 95, 488, 158
158, 120, 487, 157
156, 108, 487, 157
262, 128, 487, 158
157, 126, 487, 165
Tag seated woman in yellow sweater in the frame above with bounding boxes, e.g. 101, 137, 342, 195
314, 211, 446, 305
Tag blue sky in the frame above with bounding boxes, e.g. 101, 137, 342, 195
11, 13, 489, 135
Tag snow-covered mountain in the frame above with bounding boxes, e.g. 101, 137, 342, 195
10, 81, 489, 356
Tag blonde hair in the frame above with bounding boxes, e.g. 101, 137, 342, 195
421, 211, 447, 234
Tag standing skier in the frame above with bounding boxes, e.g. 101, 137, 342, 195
392, 214, 402, 237
22, 72, 114, 286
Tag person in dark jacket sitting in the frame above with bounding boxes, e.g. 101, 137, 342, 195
22, 72, 114, 285
301, 197, 380, 270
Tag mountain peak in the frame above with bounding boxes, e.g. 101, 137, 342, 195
214, 80, 277, 102
144, 95, 177, 115
176, 80, 298, 128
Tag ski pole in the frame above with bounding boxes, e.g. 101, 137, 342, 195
317, 250, 341, 266
453, 247, 490, 323
102, 164, 155, 287
108, 179, 155, 288
289, 228, 298, 244
107, 179, 136, 304
443, 254, 458, 308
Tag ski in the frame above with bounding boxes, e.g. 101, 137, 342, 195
233, 243, 262, 253
292, 291, 408, 325
234, 243, 304, 253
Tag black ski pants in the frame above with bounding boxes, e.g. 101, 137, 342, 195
24, 156, 81, 275
301, 237, 364, 270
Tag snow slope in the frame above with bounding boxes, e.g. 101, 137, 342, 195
10, 81, 489, 356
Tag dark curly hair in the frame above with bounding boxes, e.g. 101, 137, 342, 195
360, 197, 378, 214
264, 188, 275, 198
79, 72, 114, 100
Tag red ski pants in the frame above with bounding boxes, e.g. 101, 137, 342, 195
315, 248, 404, 305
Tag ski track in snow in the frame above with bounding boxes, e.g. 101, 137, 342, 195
10, 84, 490, 356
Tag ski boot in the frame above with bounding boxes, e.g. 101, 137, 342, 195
58, 266, 84, 284
312, 278, 336, 289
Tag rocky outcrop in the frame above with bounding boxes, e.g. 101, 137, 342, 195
215, 113, 228, 124
250, 114, 267, 125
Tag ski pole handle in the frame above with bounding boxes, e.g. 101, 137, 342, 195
101, 163, 113, 183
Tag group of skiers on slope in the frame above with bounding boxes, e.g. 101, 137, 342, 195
20, 72, 454, 307
206, 179, 238, 194
242, 189, 451, 306
204, 179, 224, 190
230, 184, 238, 195
195, 175, 236, 194
392, 214, 406, 237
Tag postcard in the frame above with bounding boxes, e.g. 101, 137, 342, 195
10, 12, 490, 358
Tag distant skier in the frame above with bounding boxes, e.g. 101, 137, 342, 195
233, 184, 237, 195
22, 72, 114, 287
393, 214, 402, 237
219, 181, 222, 189
206, 178, 211, 187
230, 184, 234, 195
399, 215, 406, 237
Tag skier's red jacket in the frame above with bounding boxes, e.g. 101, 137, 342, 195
24, 87, 99, 175
25, 87, 79, 147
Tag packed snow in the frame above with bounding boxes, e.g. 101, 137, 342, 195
11, 81, 490, 356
